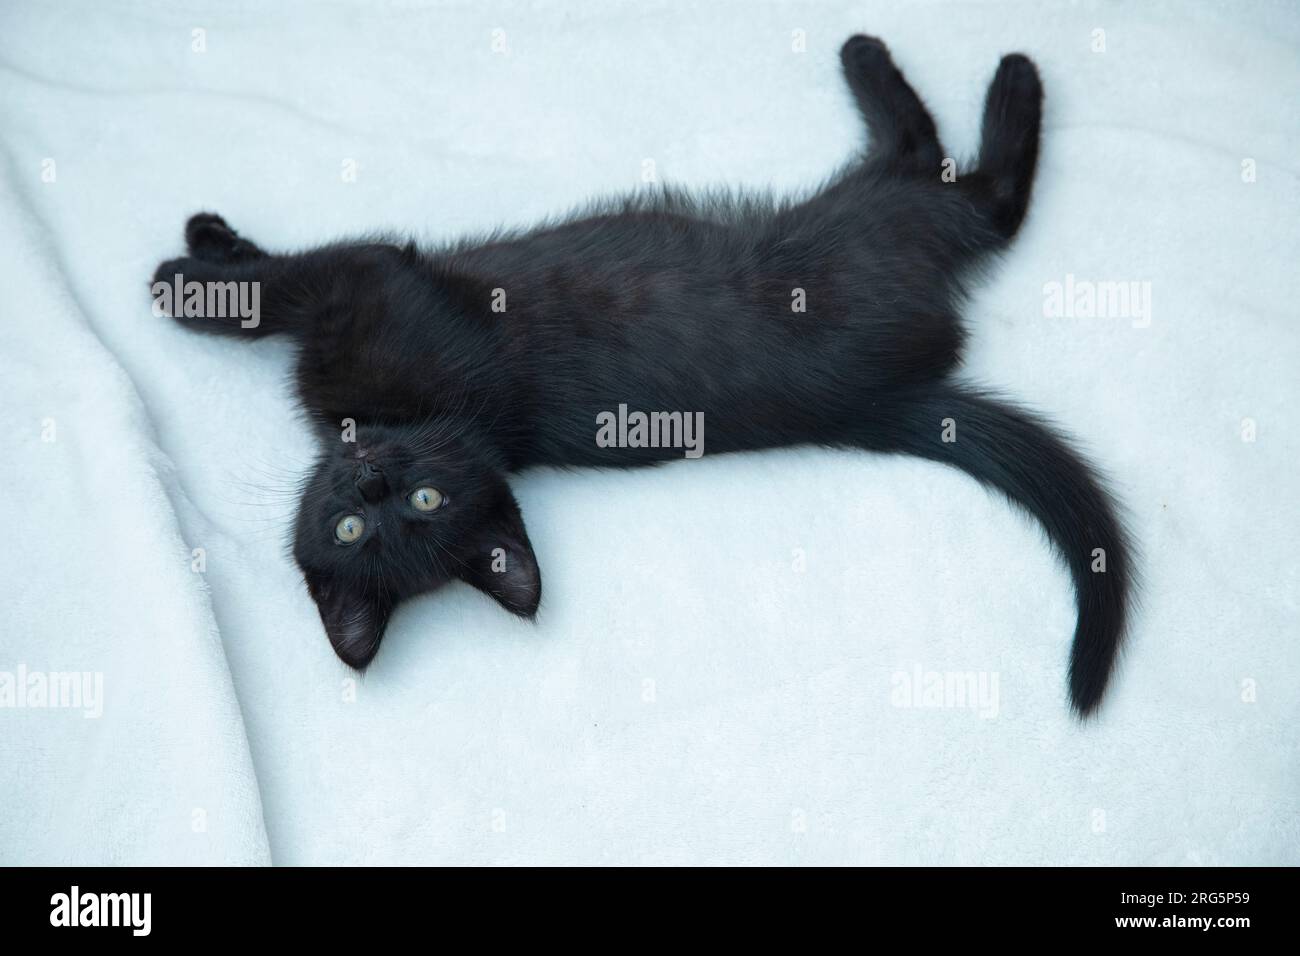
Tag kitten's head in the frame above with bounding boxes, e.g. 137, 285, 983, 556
293, 420, 540, 668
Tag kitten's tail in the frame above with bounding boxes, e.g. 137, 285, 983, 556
852, 382, 1131, 717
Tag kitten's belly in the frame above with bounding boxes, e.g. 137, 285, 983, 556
520, 349, 870, 468
506, 260, 926, 467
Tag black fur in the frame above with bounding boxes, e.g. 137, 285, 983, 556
152, 38, 1131, 716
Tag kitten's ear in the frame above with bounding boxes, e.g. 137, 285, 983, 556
304, 571, 392, 668
456, 484, 542, 618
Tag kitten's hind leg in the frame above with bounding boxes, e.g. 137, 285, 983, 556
185, 212, 267, 263
839, 35, 943, 172
965, 54, 1043, 240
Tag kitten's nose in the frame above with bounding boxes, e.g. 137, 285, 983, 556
355, 461, 389, 502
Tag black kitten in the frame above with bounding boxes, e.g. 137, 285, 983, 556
153, 37, 1131, 716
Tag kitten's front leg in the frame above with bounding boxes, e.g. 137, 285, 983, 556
184, 212, 267, 263
151, 213, 379, 339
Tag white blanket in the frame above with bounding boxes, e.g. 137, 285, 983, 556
2, 0, 1296, 865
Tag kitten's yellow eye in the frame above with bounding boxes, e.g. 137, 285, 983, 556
335, 514, 365, 543
409, 487, 444, 512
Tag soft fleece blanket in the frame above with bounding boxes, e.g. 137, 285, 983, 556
1, 0, 1296, 865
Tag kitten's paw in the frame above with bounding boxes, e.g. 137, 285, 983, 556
840, 34, 893, 75
991, 53, 1043, 106
185, 212, 233, 254
185, 212, 264, 262
149, 256, 196, 318
152, 256, 190, 287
